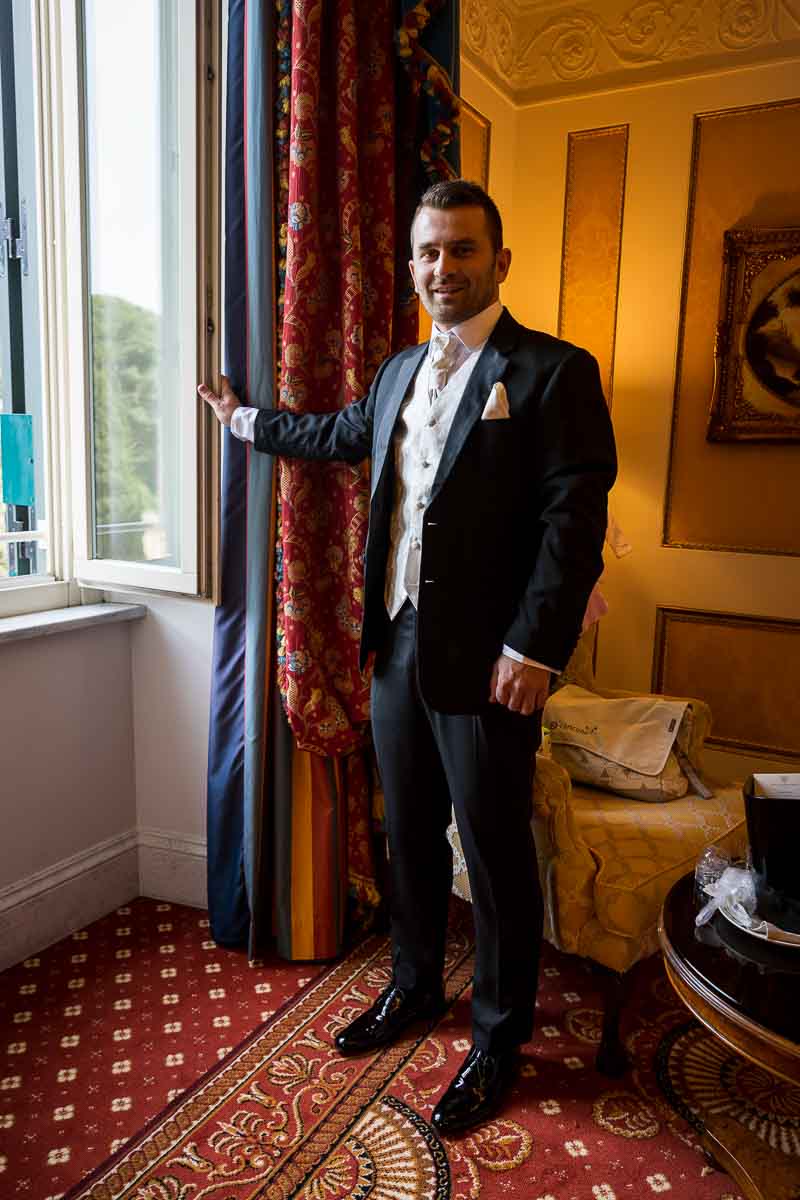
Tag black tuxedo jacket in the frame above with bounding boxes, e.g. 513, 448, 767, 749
254, 309, 617, 713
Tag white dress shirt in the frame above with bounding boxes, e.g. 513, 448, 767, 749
230, 300, 556, 675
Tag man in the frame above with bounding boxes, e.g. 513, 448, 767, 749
199, 180, 616, 1134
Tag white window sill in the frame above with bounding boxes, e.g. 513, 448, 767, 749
0, 602, 146, 646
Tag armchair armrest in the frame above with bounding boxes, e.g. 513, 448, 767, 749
532, 753, 597, 953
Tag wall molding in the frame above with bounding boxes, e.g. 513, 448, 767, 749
137, 826, 208, 860
0, 828, 208, 969
137, 827, 208, 911
0, 835, 139, 971
653, 605, 800, 759
462, 0, 800, 105
0, 828, 139, 913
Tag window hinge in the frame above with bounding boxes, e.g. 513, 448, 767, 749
0, 200, 29, 278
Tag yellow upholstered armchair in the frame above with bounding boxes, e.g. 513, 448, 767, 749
448, 630, 747, 1075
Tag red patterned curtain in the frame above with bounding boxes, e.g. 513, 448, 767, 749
275, 0, 418, 759
263, 0, 459, 949
207, 0, 458, 962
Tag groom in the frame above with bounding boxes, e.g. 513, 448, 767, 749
200, 180, 616, 1134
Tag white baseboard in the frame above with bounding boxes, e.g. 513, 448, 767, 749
0, 831, 140, 971
0, 827, 208, 970
138, 827, 208, 909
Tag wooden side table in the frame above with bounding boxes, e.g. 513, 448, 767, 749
659, 871, 800, 1200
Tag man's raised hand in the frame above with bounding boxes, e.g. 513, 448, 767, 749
198, 375, 241, 426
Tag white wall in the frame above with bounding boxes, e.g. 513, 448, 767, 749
107, 590, 215, 906
0, 594, 214, 965
0, 623, 139, 965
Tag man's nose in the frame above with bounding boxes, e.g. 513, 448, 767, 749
433, 252, 457, 276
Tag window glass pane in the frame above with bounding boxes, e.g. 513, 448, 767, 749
0, 0, 48, 584
83, 0, 183, 565
0, 538, 48, 581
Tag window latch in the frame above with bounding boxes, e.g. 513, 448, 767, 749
0, 201, 29, 278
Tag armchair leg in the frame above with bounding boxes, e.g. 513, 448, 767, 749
595, 968, 630, 1077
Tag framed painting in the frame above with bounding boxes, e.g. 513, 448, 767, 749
708, 227, 800, 442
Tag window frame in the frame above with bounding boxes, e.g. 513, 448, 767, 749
0, 0, 69, 616
0, 0, 221, 617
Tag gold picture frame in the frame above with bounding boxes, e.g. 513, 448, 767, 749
708, 226, 800, 442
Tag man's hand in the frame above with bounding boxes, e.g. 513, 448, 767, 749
197, 374, 241, 427
489, 655, 550, 716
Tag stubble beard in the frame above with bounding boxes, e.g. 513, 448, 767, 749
424, 272, 497, 330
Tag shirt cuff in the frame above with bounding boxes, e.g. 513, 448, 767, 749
230, 405, 258, 442
501, 645, 556, 675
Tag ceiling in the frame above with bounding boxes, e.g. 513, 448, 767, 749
462, 0, 800, 106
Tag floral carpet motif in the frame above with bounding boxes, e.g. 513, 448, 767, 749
60, 917, 748, 1200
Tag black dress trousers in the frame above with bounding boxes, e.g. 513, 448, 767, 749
370, 600, 545, 1054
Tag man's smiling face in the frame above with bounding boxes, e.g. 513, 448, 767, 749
409, 205, 511, 330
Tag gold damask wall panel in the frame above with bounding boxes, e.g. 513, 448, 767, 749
653, 607, 800, 758
558, 125, 628, 405
665, 99, 800, 555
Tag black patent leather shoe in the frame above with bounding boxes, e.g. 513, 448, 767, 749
431, 1045, 519, 1134
334, 982, 445, 1056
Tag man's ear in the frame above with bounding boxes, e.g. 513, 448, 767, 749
496, 248, 512, 284
408, 259, 419, 293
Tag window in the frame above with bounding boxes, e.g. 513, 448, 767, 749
81, 0, 193, 577
0, 0, 50, 589
0, 0, 220, 616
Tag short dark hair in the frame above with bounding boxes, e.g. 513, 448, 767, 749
411, 179, 504, 254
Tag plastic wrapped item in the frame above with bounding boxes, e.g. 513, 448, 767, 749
695, 865, 757, 928
694, 845, 730, 899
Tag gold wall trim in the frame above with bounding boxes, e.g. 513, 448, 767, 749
653, 606, 800, 759
460, 98, 491, 190
663, 97, 800, 558
558, 124, 628, 407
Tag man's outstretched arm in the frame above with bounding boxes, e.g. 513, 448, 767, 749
198, 370, 378, 464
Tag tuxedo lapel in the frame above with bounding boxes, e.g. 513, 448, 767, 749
428, 312, 519, 503
371, 343, 427, 497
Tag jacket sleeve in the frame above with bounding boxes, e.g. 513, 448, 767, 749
502, 347, 617, 672
252, 355, 393, 464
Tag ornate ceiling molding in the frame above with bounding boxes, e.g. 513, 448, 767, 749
462, 0, 800, 105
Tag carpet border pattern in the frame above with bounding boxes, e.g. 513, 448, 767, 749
65, 929, 475, 1200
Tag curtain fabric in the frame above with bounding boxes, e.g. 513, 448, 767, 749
207, 0, 459, 960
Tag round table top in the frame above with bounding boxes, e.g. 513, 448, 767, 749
660, 871, 800, 1046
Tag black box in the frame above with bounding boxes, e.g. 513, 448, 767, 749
744, 774, 800, 933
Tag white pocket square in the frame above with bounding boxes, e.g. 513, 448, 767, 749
481, 381, 510, 420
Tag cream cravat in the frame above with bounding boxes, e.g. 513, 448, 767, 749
428, 331, 456, 396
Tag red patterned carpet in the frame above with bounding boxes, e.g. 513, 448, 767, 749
8, 895, 797, 1198
0, 897, 765, 1200
0, 899, 325, 1198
